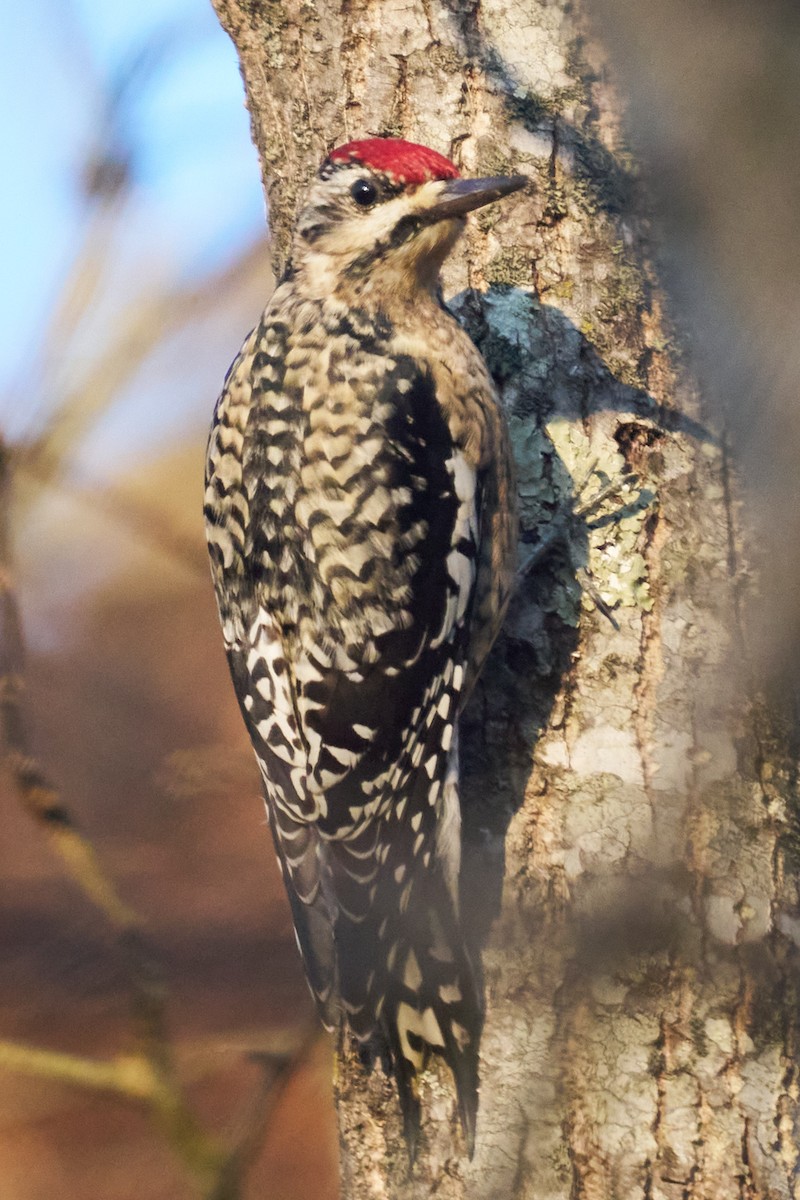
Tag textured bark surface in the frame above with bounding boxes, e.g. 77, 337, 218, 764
209, 1, 800, 1196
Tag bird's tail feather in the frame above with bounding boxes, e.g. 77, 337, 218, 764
269, 782, 483, 1157
267, 801, 340, 1028
331, 834, 482, 1158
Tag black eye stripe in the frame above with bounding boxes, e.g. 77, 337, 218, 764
299, 222, 325, 243
351, 178, 378, 207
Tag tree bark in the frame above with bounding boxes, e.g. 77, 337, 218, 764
209, 1, 800, 1196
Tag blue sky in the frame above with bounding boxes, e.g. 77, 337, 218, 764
0, 0, 265, 436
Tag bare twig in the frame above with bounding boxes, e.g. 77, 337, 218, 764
207, 1028, 321, 1200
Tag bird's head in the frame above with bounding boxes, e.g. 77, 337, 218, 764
289, 137, 526, 301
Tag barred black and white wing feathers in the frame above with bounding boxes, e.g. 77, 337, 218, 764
205, 137, 525, 1162
205, 295, 489, 1151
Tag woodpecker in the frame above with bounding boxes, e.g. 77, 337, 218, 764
205, 137, 522, 1157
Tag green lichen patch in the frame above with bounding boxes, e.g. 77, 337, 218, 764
541, 178, 569, 226
475, 206, 501, 234
545, 564, 584, 629
546, 418, 655, 613
486, 247, 534, 289
574, 244, 650, 388
596, 244, 647, 326
480, 327, 527, 382
505, 89, 559, 129
572, 133, 636, 218
475, 137, 514, 181
508, 415, 562, 527
479, 288, 541, 365
254, 1, 291, 67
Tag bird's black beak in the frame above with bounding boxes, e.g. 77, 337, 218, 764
422, 174, 527, 223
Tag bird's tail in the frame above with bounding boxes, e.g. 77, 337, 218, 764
329, 809, 482, 1159
380, 876, 482, 1159
268, 733, 484, 1157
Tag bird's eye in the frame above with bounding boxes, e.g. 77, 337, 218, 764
351, 178, 378, 207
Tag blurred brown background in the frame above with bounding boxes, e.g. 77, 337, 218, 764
2, 447, 338, 1198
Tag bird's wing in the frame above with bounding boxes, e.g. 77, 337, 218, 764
463, 390, 517, 702
207, 332, 487, 1145
239, 349, 480, 793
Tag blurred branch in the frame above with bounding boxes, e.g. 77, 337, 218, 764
0, 439, 138, 929
20, 238, 271, 499
0, 14, 306, 1192
208, 1030, 321, 1200
37, 203, 126, 392
33, 12, 210, 389
0, 435, 317, 1197
0, 1038, 172, 1099
9, 234, 270, 581
28, 291, 192, 483
60, 474, 207, 574
0, 1029, 318, 1198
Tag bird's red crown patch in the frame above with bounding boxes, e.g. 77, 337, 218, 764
327, 138, 460, 185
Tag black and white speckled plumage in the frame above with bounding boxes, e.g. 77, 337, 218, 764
204, 141, 519, 1156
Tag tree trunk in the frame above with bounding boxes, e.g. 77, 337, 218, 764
209, 1, 800, 1196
